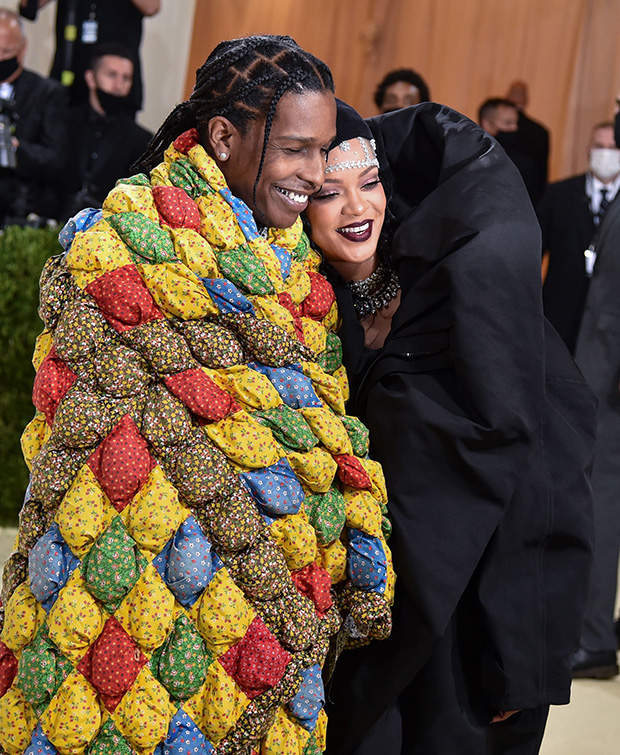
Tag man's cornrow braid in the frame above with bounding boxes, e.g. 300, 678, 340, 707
252, 68, 310, 210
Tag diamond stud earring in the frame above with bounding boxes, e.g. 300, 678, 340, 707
218, 152, 228, 160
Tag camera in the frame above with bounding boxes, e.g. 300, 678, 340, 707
0, 98, 18, 170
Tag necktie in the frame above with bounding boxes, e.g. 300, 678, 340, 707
598, 188, 610, 222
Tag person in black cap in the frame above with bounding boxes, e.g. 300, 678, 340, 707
304, 100, 595, 754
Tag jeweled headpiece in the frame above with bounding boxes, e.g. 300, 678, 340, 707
324, 99, 379, 174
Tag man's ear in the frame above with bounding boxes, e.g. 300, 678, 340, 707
207, 116, 241, 161
84, 69, 96, 91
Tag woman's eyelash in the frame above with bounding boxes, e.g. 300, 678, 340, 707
312, 192, 339, 201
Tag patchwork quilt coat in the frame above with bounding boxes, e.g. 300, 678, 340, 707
0, 130, 394, 755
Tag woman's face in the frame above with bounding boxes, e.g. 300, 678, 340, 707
221, 89, 336, 229
305, 137, 386, 280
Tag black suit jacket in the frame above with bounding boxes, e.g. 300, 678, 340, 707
61, 103, 152, 220
537, 173, 595, 353
0, 69, 70, 221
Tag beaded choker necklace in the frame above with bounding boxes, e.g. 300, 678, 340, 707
347, 261, 400, 318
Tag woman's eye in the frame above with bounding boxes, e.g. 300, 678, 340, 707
362, 179, 381, 190
311, 192, 338, 202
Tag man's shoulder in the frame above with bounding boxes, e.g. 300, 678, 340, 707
547, 173, 587, 197
15, 69, 68, 102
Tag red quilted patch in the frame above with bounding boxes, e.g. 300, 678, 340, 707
77, 616, 147, 711
85, 264, 164, 333
173, 129, 200, 154
88, 414, 155, 511
0, 641, 17, 697
300, 271, 336, 320
291, 562, 333, 614
278, 292, 305, 345
218, 616, 291, 699
333, 454, 372, 490
164, 368, 240, 422
32, 348, 78, 425
152, 185, 201, 232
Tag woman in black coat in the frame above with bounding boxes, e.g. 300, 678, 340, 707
304, 101, 596, 754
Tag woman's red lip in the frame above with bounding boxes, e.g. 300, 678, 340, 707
336, 219, 374, 242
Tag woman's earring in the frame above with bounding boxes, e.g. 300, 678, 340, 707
218, 152, 228, 161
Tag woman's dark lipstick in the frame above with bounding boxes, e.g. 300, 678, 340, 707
336, 219, 373, 242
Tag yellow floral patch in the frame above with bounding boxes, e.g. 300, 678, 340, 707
0, 687, 36, 755
1, 581, 45, 653
111, 667, 170, 752
207, 365, 282, 412
300, 407, 352, 455
190, 568, 255, 656
41, 670, 102, 755
317, 539, 347, 584
32, 329, 53, 370
203, 411, 282, 469
139, 262, 218, 320
300, 316, 327, 355
168, 227, 219, 278
300, 362, 345, 415
115, 564, 175, 652
121, 465, 188, 554
103, 183, 160, 222
269, 513, 318, 571
184, 660, 249, 744
261, 705, 311, 754
65, 222, 134, 290
47, 571, 104, 664
55, 465, 116, 558
286, 447, 337, 493
21, 411, 51, 471
343, 489, 384, 539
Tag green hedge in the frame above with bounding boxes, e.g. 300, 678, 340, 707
0, 225, 62, 525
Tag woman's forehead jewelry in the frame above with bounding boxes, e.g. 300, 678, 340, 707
325, 137, 379, 173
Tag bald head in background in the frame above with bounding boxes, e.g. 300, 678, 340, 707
0, 9, 26, 84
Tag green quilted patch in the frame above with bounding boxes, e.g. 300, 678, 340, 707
317, 331, 343, 374
254, 405, 318, 452
304, 488, 346, 545
16, 625, 72, 716
292, 233, 311, 264
86, 718, 134, 755
169, 157, 212, 200
340, 415, 370, 458
303, 732, 323, 755
216, 245, 275, 296
116, 173, 150, 187
106, 211, 177, 264
151, 613, 212, 700
81, 516, 147, 611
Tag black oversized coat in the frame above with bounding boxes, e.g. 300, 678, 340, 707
325, 104, 595, 752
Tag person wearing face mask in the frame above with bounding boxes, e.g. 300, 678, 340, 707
570, 102, 620, 680
0, 8, 69, 224
537, 121, 620, 355
479, 97, 546, 205
60, 42, 152, 221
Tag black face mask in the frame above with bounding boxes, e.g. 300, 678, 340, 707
615, 111, 620, 149
96, 88, 133, 117
495, 130, 520, 150
0, 56, 20, 83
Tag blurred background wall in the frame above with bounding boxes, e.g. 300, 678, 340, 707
4, 0, 620, 182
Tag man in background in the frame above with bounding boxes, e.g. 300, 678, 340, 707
507, 79, 550, 192
61, 42, 152, 220
538, 121, 620, 354
374, 67, 430, 113
479, 97, 543, 205
0, 8, 68, 225
571, 98, 620, 681
19, 0, 160, 112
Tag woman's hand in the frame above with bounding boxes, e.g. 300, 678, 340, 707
490, 710, 521, 724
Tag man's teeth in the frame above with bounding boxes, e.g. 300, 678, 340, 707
277, 187, 308, 204
338, 221, 370, 234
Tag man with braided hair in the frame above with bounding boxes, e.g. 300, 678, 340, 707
0, 35, 394, 754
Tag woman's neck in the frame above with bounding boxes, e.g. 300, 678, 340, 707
330, 256, 377, 283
